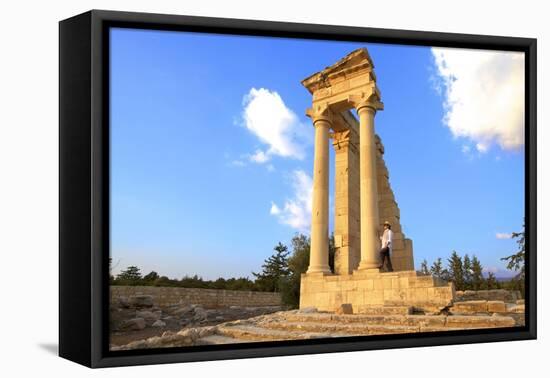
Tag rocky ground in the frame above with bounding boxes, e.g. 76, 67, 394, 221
110, 295, 525, 351
110, 294, 283, 347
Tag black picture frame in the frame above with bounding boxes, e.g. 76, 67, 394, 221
59, 9, 537, 368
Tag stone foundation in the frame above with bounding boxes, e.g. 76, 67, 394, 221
299, 270, 455, 313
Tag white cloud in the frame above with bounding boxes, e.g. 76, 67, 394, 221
270, 170, 312, 232
496, 232, 513, 239
249, 149, 270, 163
431, 48, 525, 153
241, 88, 307, 163
476, 142, 489, 153
270, 202, 281, 215
229, 159, 246, 167
483, 266, 499, 274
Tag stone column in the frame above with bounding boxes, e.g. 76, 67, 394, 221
307, 111, 331, 274
356, 102, 381, 270
333, 129, 360, 275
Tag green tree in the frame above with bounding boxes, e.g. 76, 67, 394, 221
116, 265, 142, 285
252, 242, 291, 292
278, 233, 338, 308
224, 277, 256, 291
153, 275, 176, 287
471, 255, 485, 290
279, 233, 310, 308
143, 271, 159, 282
447, 251, 465, 291
289, 233, 311, 274
463, 254, 473, 290
179, 274, 207, 288
500, 223, 525, 296
430, 258, 449, 280
486, 271, 498, 290
419, 259, 430, 275
211, 277, 227, 290
109, 257, 114, 284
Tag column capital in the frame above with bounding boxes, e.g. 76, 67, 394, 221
348, 91, 384, 114
306, 104, 334, 126
331, 130, 355, 150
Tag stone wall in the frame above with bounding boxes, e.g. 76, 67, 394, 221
331, 111, 414, 274
375, 135, 414, 271
111, 286, 282, 308
300, 270, 455, 313
455, 289, 522, 302
333, 120, 361, 275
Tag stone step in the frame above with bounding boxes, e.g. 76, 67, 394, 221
262, 316, 517, 335
196, 334, 249, 345
283, 312, 446, 327
216, 324, 349, 341
356, 305, 413, 315
281, 312, 518, 329
445, 315, 516, 328
260, 320, 420, 335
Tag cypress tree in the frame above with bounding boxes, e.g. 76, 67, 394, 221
486, 271, 498, 290
447, 251, 465, 291
116, 265, 143, 285
471, 255, 485, 290
420, 259, 430, 275
463, 254, 473, 290
252, 242, 291, 292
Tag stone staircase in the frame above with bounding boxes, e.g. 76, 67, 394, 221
111, 306, 522, 350
206, 310, 516, 344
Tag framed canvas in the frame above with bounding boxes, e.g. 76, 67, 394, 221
59, 9, 537, 368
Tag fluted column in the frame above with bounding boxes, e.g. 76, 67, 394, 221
356, 102, 381, 270
307, 110, 331, 274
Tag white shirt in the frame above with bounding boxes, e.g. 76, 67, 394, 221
381, 229, 393, 252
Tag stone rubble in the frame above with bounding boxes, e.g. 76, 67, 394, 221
111, 299, 525, 351
110, 295, 284, 347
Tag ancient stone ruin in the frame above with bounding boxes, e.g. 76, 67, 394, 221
299, 47, 455, 313
111, 290, 525, 350
110, 48, 524, 351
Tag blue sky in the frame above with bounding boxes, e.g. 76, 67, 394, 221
110, 28, 525, 280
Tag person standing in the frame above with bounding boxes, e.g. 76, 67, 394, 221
379, 221, 394, 272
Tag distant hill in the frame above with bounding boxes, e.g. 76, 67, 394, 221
483, 271, 518, 282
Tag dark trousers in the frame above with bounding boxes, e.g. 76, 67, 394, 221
379, 247, 393, 272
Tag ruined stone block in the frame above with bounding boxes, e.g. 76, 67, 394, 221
487, 301, 506, 313
452, 300, 488, 313
336, 303, 354, 314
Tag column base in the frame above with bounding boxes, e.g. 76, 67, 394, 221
356, 260, 380, 270
353, 268, 380, 277
306, 265, 332, 275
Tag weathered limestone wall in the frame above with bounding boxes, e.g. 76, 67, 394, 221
331, 113, 414, 273
111, 286, 282, 308
300, 270, 455, 313
375, 135, 414, 271
333, 124, 361, 275
455, 289, 523, 302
